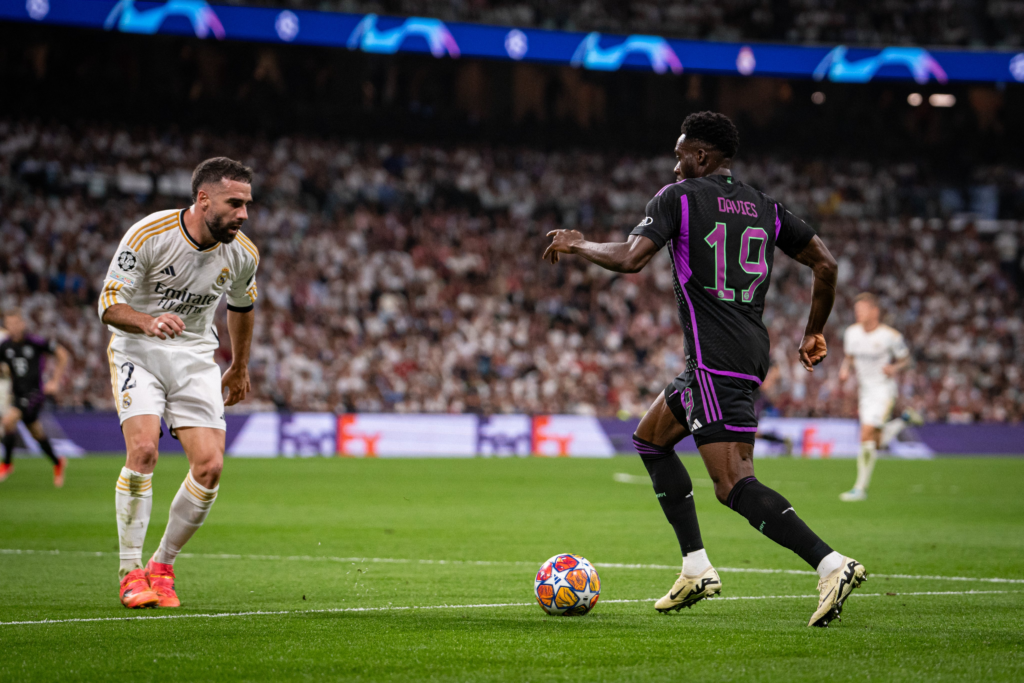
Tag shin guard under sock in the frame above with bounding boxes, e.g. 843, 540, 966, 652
727, 476, 832, 569
634, 435, 704, 555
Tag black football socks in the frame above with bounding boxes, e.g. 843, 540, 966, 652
633, 436, 704, 555
2, 433, 14, 466
726, 476, 833, 569
37, 437, 60, 465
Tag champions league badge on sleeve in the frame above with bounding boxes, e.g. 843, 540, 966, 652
117, 250, 137, 271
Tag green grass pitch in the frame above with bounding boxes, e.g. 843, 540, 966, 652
1, 454, 1022, 681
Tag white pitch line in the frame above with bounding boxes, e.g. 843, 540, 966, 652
0, 590, 1016, 627
3, 548, 1022, 585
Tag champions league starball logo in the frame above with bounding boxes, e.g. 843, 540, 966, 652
117, 251, 137, 271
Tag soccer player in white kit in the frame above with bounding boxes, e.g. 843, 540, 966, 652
838, 293, 917, 502
99, 158, 259, 608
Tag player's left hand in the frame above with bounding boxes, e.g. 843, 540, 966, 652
221, 365, 251, 407
883, 364, 897, 377
543, 230, 584, 264
799, 334, 827, 372
43, 380, 59, 396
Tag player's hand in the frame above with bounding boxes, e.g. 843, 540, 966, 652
43, 380, 59, 396
144, 314, 185, 340
543, 229, 584, 264
799, 334, 827, 372
883, 364, 897, 377
838, 366, 850, 382
221, 364, 250, 407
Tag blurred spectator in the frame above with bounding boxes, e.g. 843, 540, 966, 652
0, 119, 1021, 422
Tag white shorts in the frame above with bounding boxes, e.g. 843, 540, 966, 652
0, 377, 10, 414
858, 384, 897, 429
107, 337, 226, 433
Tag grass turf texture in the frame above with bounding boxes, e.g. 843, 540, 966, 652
1, 455, 1022, 682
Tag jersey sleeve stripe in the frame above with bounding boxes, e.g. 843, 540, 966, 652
237, 232, 259, 258
127, 215, 178, 250
100, 282, 124, 311
236, 233, 260, 265
126, 213, 176, 247
133, 224, 179, 251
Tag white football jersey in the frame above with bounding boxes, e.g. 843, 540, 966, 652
843, 323, 909, 392
98, 209, 259, 354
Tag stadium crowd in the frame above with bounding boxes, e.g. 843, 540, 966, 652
1, 119, 1022, 423
233, 0, 1024, 48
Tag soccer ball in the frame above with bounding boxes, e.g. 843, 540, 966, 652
534, 554, 601, 616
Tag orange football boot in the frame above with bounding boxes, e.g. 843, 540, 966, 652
53, 457, 67, 488
146, 559, 181, 608
0, 463, 11, 482
120, 568, 159, 609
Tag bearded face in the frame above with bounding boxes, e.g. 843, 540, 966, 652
205, 209, 242, 244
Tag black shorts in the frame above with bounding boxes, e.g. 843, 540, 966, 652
664, 369, 758, 447
13, 392, 45, 425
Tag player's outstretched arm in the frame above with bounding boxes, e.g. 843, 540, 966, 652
543, 231, 660, 273
222, 309, 254, 407
44, 344, 70, 396
102, 304, 186, 340
791, 235, 838, 372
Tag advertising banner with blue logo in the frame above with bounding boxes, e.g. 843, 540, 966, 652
3, 0, 1024, 84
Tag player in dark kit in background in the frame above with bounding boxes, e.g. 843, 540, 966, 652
544, 112, 866, 627
0, 309, 70, 486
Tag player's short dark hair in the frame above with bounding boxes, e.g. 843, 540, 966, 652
191, 157, 253, 202
854, 292, 880, 308
681, 112, 740, 159
2, 308, 23, 319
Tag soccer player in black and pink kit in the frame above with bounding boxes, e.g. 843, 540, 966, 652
544, 112, 866, 627
0, 308, 70, 486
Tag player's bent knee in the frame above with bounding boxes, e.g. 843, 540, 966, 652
713, 482, 733, 505
127, 441, 159, 470
191, 456, 223, 488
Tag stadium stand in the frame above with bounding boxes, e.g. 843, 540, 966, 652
228, 0, 1024, 48
1, 119, 1021, 422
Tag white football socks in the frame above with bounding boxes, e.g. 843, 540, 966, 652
816, 551, 844, 579
152, 470, 218, 566
682, 548, 711, 577
854, 440, 877, 492
115, 467, 153, 579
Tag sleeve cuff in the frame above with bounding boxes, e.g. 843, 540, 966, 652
629, 228, 668, 250
226, 303, 254, 313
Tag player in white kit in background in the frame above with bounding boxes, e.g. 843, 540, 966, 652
98, 158, 259, 608
838, 292, 920, 502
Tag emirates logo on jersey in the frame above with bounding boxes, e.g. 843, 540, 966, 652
154, 282, 218, 316
117, 250, 137, 271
